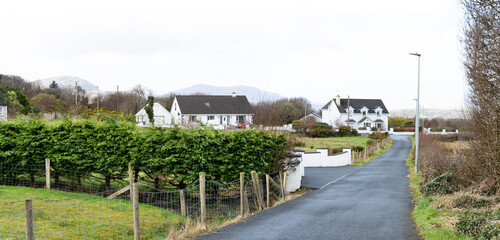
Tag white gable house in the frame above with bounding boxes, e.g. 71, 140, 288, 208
321, 95, 389, 130
135, 102, 172, 127
0, 99, 7, 121
171, 94, 254, 129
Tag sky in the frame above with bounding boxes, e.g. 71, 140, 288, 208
0, 0, 466, 110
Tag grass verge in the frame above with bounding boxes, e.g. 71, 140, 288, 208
297, 136, 370, 152
405, 136, 472, 240
352, 138, 393, 166
0, 186, 184, 240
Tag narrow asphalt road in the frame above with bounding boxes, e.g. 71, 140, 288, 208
198, 136, 419, 240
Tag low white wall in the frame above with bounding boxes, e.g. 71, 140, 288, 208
286, 148, 351, 193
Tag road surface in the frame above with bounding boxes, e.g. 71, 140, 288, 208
198, 136, 419, 240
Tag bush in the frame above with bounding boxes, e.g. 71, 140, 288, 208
351, 146, 364, 152
393, 127, 415, 132
368, 131, 389, 140
333, 126, 359, 137
370, 127, 377, 131
452, 195, 492, 209
455, 210, 500, 240
422, 171, 455, 196
307, 123, 334, 138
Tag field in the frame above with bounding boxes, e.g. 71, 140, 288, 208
0, 186, 185, 240
295, 136, 370, 152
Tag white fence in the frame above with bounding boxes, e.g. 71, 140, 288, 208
286, 148, 351, 193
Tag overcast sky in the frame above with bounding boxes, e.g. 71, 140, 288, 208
0, 0, 466, 110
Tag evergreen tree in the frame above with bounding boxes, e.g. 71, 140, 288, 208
49, 81, 59, 89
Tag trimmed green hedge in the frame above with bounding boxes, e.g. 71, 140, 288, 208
0, 118, 288, 188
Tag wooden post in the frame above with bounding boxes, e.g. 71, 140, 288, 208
179, 190, 186, 217
283, 172, 288, 196
279, 172, 284, 198
25, 199, 34, 240
251, 171, 263, 210
240, 173, 244, 217
45, 158, 50, 190
266, 174, 270, 208
128, 163, 134, 201
199, 172, 206, 226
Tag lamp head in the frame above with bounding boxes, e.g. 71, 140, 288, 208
409, 52, 421, 57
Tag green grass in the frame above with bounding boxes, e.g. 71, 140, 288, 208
0, 186, 185, 240
297, 136, 370, 152
406, 136, 472, 240
352, 138, 393, 165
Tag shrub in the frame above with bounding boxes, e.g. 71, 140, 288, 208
422, 171, 455, 196
358, 127, 367, 130
307, 123, 334, 138
393, 127, 415, 132
351, 146, 364, 152
370, 127, 377, 131
328, 147, 343, 155
368, 131, 389, 140
452, 195, 492, 209
455, 210, 500, 240
333, 126, 359, 137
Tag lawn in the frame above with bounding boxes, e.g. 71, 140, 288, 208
0, 186, 185, 240
296, 136, 370, 152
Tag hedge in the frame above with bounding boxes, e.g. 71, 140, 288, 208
0, 118, 288, 188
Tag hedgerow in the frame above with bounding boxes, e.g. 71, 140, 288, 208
0, 118, 288, 188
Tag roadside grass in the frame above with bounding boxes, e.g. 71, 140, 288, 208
406, 136, 472, 240
296, 136, 370, 152
351, 138, 393, 166
0, 186, 185, 240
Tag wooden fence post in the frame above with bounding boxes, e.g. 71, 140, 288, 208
179, 190, 186, 217
45, 158, 50, 190
251, 171, 263, 210
279, 171, 284, 198
266, 174, 270, 208
130, 164, 141, 240
25, 199, 34, 240
240, 173, 244, 217
199, 172, 206, 227
128, 163, 134, 201
283, 172, 288, 196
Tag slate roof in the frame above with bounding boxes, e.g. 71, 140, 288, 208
175, 95, 253, 115
322, 98, 389, 114
358, 117, 372, 123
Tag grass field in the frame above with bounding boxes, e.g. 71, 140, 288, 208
296, 136, 370, 152
0, 186, 185, 240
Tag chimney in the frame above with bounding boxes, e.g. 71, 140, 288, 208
335, 95, 341, 106
232, 92, 236, 98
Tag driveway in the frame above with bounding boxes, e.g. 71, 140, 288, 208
198, 136, 419, 240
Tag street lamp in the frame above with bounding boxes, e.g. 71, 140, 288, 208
409, 52, 421, 174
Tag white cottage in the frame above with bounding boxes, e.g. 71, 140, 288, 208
321, 95, 389, 130
0, 99, 7, 121
171, 94, 254, 129
135, 102, 172, 127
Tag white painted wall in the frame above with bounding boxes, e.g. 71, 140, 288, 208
285, 147, 351, 193
136, 102, 172, 126
0, 106, 7, 121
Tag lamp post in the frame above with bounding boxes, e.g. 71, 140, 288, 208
409, 52, 421, 174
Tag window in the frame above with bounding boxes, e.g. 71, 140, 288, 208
377, 110, 381, 116
237, 116, 246, 122
362, 111, 367, 116
364, 122, 371, 127
205, 102, 210, 107
189, 116, 196, 122
207, 116, 214, 120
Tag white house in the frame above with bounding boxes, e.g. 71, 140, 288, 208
321, 95, 389, 130
135, 102, 172, 127
299, 112, 322, 123
171, 94, 254, 129
0, 99, 7, 121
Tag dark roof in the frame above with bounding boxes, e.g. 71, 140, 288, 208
322, 98, 389, 114
358, 117, 373, 123
344, 119, 356, 122
175, 95, 253, 115
0, 99, 6, 106
374, 119, 385, 123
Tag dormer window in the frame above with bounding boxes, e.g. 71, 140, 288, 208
376, 110, 381, 116
360, 106, 368, 116
362, 110, 367, 116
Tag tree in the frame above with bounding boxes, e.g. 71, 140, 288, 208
49, 81, 59, 89
461, 0, 499, 194
145, 96, 155, 126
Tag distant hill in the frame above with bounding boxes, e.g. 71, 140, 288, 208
163, 84, 286, 103
33, 76, 99, 92
390, 108, 465, 119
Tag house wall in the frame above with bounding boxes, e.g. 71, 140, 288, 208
321, 100, 388, 130
0, 106, 7, 121
136, 103, 172, 126
285, 148, 351, 193
178, 114, 253, 128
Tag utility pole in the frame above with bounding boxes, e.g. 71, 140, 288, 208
347, 95, 350, 128
409, 52, 421, 174
116, 85, 119, 113
96, 86, 99, 115
75, 81, 78, 105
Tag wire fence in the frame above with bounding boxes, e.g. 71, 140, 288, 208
0, 163, 287, 240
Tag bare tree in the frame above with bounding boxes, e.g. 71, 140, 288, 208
460, 0, 499, 194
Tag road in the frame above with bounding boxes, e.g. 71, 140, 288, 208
198, 136, 419, 240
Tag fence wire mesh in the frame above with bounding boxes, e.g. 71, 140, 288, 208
0, 169, 286, 239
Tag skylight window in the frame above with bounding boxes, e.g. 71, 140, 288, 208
205, 102, 210, 107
